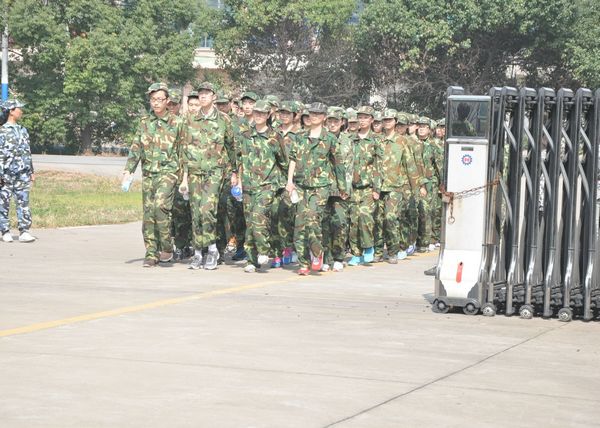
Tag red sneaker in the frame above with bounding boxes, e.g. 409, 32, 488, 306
311, 253, 323, 272
298, 267, 310, 276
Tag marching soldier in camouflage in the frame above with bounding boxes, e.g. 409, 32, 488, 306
372, 111, 383, 135
415, 116, 438, 251
346, 110, 359, 134
236, 100, 287, 272
0, 99, 36, 243
286, 102, 346, 275
396, 112, 419, 255
123, 83, 183, 267
347, 106, 383, 266
322, 106, 354, 272
179, 82, 236, 271
378, 109, 414, 263
171, 91, 199, 260
428, 119, 446, 243
270, 101, 301, 268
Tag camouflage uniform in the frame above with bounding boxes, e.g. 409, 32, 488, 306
426, 134, 445, 243
271, 102, 300, 259
237, 104, 287, 267
323, 128, 354, 265
0, 108, 34, 235
379, 130, 414, 255
125, 98, 183, 262
180, 103, 235, 252
290, 107, 346, 268
349, 114, 383, 256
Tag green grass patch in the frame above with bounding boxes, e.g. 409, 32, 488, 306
7, 170, 142, 229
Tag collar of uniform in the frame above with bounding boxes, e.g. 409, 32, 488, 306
150, 110, 172, 124
383, 131, 397, 142
307, 126, 329, 141
196, 106, 218, 120
251, 124, 271, 137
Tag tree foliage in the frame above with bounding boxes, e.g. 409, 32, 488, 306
7, 0, 210, 153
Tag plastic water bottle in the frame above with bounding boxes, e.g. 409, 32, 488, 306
182, 191, 189, 201
231, 185, 243, 202
121, 175, 134, 192
290, 189, 300, 204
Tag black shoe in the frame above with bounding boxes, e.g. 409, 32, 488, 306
424, 266, 437, 276
173, 248, 184, 261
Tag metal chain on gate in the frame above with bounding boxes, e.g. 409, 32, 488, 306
439, 173, 501, 224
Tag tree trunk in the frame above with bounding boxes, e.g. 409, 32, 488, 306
80, 123, 93, 155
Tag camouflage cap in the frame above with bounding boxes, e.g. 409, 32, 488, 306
146, 82, 169, 96
187, 90, 199, 100
437, 118, 446, 127
278, 101, 298, 113
417, 116, 431, 126
253, 100, 271, 113
264, 94, 281, 109
197, 81, 216, 93
382, 108, 398, 120
308, 102, 327, 114
168, 88, 182, 104
429, 119, 437, 129
396, 112, 409, 125
241, 91, 259, 102
215, 91, 230, 103
3, 99, 26, 110
347, 111, 358, 122
357, 105, 375, 117
301, 108, 310, 117
327, 106, 344, 120
373, 111, 383, 122
409, 113, 419, 124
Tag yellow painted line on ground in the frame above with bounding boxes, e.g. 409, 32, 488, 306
0, 277, 300, 339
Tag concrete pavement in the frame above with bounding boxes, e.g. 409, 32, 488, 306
1, 222, 599, 427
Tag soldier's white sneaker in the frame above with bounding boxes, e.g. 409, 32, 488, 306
333, 261, 344, 272
244, 264, 256, 273
428, 244, 436, 252
257, 254, 269, 265
19, 231, 35, 243
321, 263, 330, 272
2, 232, 13, 243
189, 254, 203, 270
204, 249, 219, 270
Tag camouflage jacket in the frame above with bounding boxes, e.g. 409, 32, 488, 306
289, 127, 346, 192
125, 111, 183, 175
406, 134, 430, 187
237, 125, 287, 193
427, 137, 445, 184
420, 137, 439, 188
180, 107, 235, 175
331, 131, 354, 197
379, 132, 413, 192
351, 130, 382, 192
0, 123, 34, 177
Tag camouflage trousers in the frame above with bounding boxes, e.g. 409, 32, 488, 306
349, 187, 375, 256
217, 180, 246, 254
430, 189, 442, 243
294, 186, 329, 268
171, 187, 192, 250
381, 188, 412, 255
417, 184, 436, 248
405, 193, 419, 248
243, 188, 274, 266
142, 172, 177, 260
373, 198, 385, 258
322, 196, 350, 265
0, 173, 32, 233
270, 188, 295, 257
188, 171, 223, 249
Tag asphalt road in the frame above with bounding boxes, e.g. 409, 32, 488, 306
1, 222, 598, 427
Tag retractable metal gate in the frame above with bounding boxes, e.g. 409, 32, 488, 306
434, 86, 600, 322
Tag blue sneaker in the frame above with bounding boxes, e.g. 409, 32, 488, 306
348, 255, 364, 266
232, 248, 247, 261
406, 244, 415, 256
397, 250, 408, 260
363, 247, 374, 263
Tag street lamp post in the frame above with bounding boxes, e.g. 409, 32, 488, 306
1, 25, 7, 101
